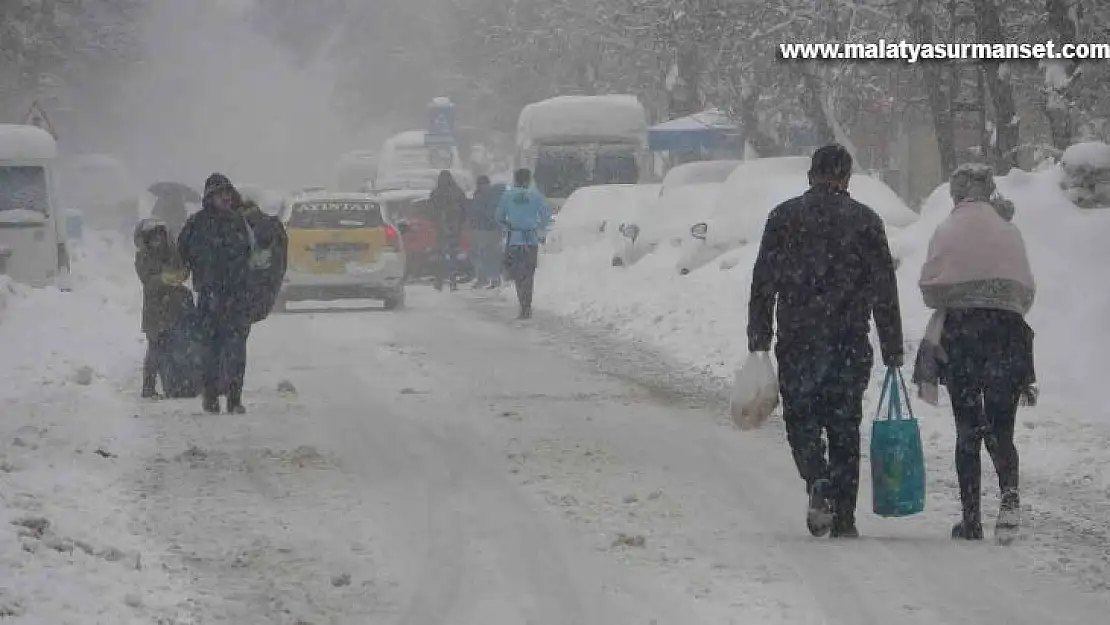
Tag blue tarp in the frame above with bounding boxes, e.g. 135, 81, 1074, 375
648, 109, 742, 152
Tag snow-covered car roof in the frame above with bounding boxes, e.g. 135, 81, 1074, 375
517, 95, 648, 149
289, 191, 380, 204
0, 124, 57, 161
661, 160, 743, 195
382, 130, 429, 149
371, 189, 431, 203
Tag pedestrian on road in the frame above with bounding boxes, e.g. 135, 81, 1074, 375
496, 168, 552, 319
134, 219, 191, 399
429, 170, 468, 291
468, 175, 506, 289
915, 164, 1036, 542
747, 144, 904, 539
240, 196, 289, 323
177, 173, 254, 414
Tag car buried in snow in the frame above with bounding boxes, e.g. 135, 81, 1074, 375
611, 160, 741, 267
276, 192, 407, 310
675, 156, 918, 275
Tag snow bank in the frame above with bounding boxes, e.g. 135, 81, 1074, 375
1060, 141, 1110, 208
0, 236, 191, 622
546, 184, 660, 254
540, 166, 1110, 504
659, 160, 742, 193
617, 182, 723, 266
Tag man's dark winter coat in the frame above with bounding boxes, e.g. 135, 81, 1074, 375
748, 185, 904, 369
429, 177, 468, 247
134, 222, 191, 337
177, 180, 254, 324
468, 182, 504, 231
242, 202, 289, 323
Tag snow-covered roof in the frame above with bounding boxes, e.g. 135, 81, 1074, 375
290, 191, 380, 204
371, 189, 431, 203
383, 130, 429, 149
661, 160, 743, 193
651, 109, 737, 133
0, 124, 57, 161
517, 95, 648, 148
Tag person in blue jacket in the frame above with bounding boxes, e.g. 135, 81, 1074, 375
495, 168, 552, 319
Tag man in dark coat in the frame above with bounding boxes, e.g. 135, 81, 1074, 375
134, 220, 191, 398
747, 144, 904, 539
468, 175, 506, 288
428, 170, 468, 291
240, 197, 289, 322
177, 173, 254, 414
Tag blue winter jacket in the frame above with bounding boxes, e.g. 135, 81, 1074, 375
495, 185, 552, 246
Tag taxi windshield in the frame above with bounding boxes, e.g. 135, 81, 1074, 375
288, 200, 383, 229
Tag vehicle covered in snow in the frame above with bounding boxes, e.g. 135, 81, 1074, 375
334, 150, 378, 193
373, 168, 475, 196
377, 130, 464, 180
371, 188, 474, 281
0, 124, 70, 288
612, 160, 741, 266
676, 156, 918, 274
516, 95, 649, 210
55, 153, 143, 237
544, 183, 661, 257
277, 191, 406, 310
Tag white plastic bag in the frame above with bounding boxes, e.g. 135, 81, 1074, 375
730, 352, 779, 430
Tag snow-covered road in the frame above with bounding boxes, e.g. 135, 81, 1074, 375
123, 287, 1110, 624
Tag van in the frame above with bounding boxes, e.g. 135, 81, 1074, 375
0, 124, 69, 288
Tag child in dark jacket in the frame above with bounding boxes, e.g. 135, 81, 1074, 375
134, 219, 192, 398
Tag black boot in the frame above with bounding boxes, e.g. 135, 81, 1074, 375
951, 521, 984, 540
141, 377, 159, 399
202, 391, 220, 414
995, 489, 1020, 544
830, 513, 860, 539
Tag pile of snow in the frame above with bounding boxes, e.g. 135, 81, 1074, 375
616, 182, 723, 267
1059, 141, 1110, 208
658, 160, 743, 193
539, 165, 1110, 507
0, 235, 192, 621
546, 183, 661, 254
517, 95, 648, 148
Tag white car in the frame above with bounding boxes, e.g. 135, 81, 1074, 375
544, 183, 661, 256
612, 160, 741, 266
676, 157, 918, 274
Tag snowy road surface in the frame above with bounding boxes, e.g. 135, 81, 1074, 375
125, 288, 1110, 624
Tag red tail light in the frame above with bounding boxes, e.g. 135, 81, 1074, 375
384, 223, 400, 250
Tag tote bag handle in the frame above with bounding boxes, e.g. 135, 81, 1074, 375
875, 367, 916, 421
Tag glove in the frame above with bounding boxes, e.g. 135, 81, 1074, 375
884, 353, 904, 368
1019, 382, 1039, 407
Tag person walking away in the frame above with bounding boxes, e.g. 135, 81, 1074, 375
134, 219, 191, 398
915, 164, 1036, 542
177, 174, 254, 414
496, 168, 552, 319
747, 144, 904, 539
429, 170, 468, 291
240, 197, 289, 323
468, 175, 506, 289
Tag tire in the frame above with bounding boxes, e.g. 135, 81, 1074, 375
383, 287, 406, 310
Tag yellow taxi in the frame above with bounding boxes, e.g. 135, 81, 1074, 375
277, 192, 406, 310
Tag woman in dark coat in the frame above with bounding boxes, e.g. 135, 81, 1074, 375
134, 219, 191, 398
428, 170, 468, 291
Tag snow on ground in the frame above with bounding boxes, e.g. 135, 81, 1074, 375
0, 232, 191, 624
537, 166, 1110, 589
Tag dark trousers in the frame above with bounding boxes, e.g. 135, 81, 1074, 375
434, 243, 459, 289
777, 345, 870, 522
142, 330, 171, 393
200, 314, 251, 405
506, 245, 539, 310
943, 309, 1031, 525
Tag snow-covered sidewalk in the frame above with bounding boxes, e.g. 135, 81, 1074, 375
0, 235, 192, 623
536, 166, 1110, 590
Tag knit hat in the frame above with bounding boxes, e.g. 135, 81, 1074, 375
950, 163, 996, 204
809, 144, 853, 182
203, 173, 235, 199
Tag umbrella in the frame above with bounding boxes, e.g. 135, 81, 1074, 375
148, 181, 202, 203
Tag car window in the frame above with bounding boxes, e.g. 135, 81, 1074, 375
289, 200, 384, 229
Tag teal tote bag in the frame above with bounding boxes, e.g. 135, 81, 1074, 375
870, 367, 927, 517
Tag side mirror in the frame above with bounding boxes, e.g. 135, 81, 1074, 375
619, 223, 640, 242
690, 222, 708, 240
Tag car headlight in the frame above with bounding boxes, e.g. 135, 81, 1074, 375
619, 223, 640, 242
690, 222, 708, 240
